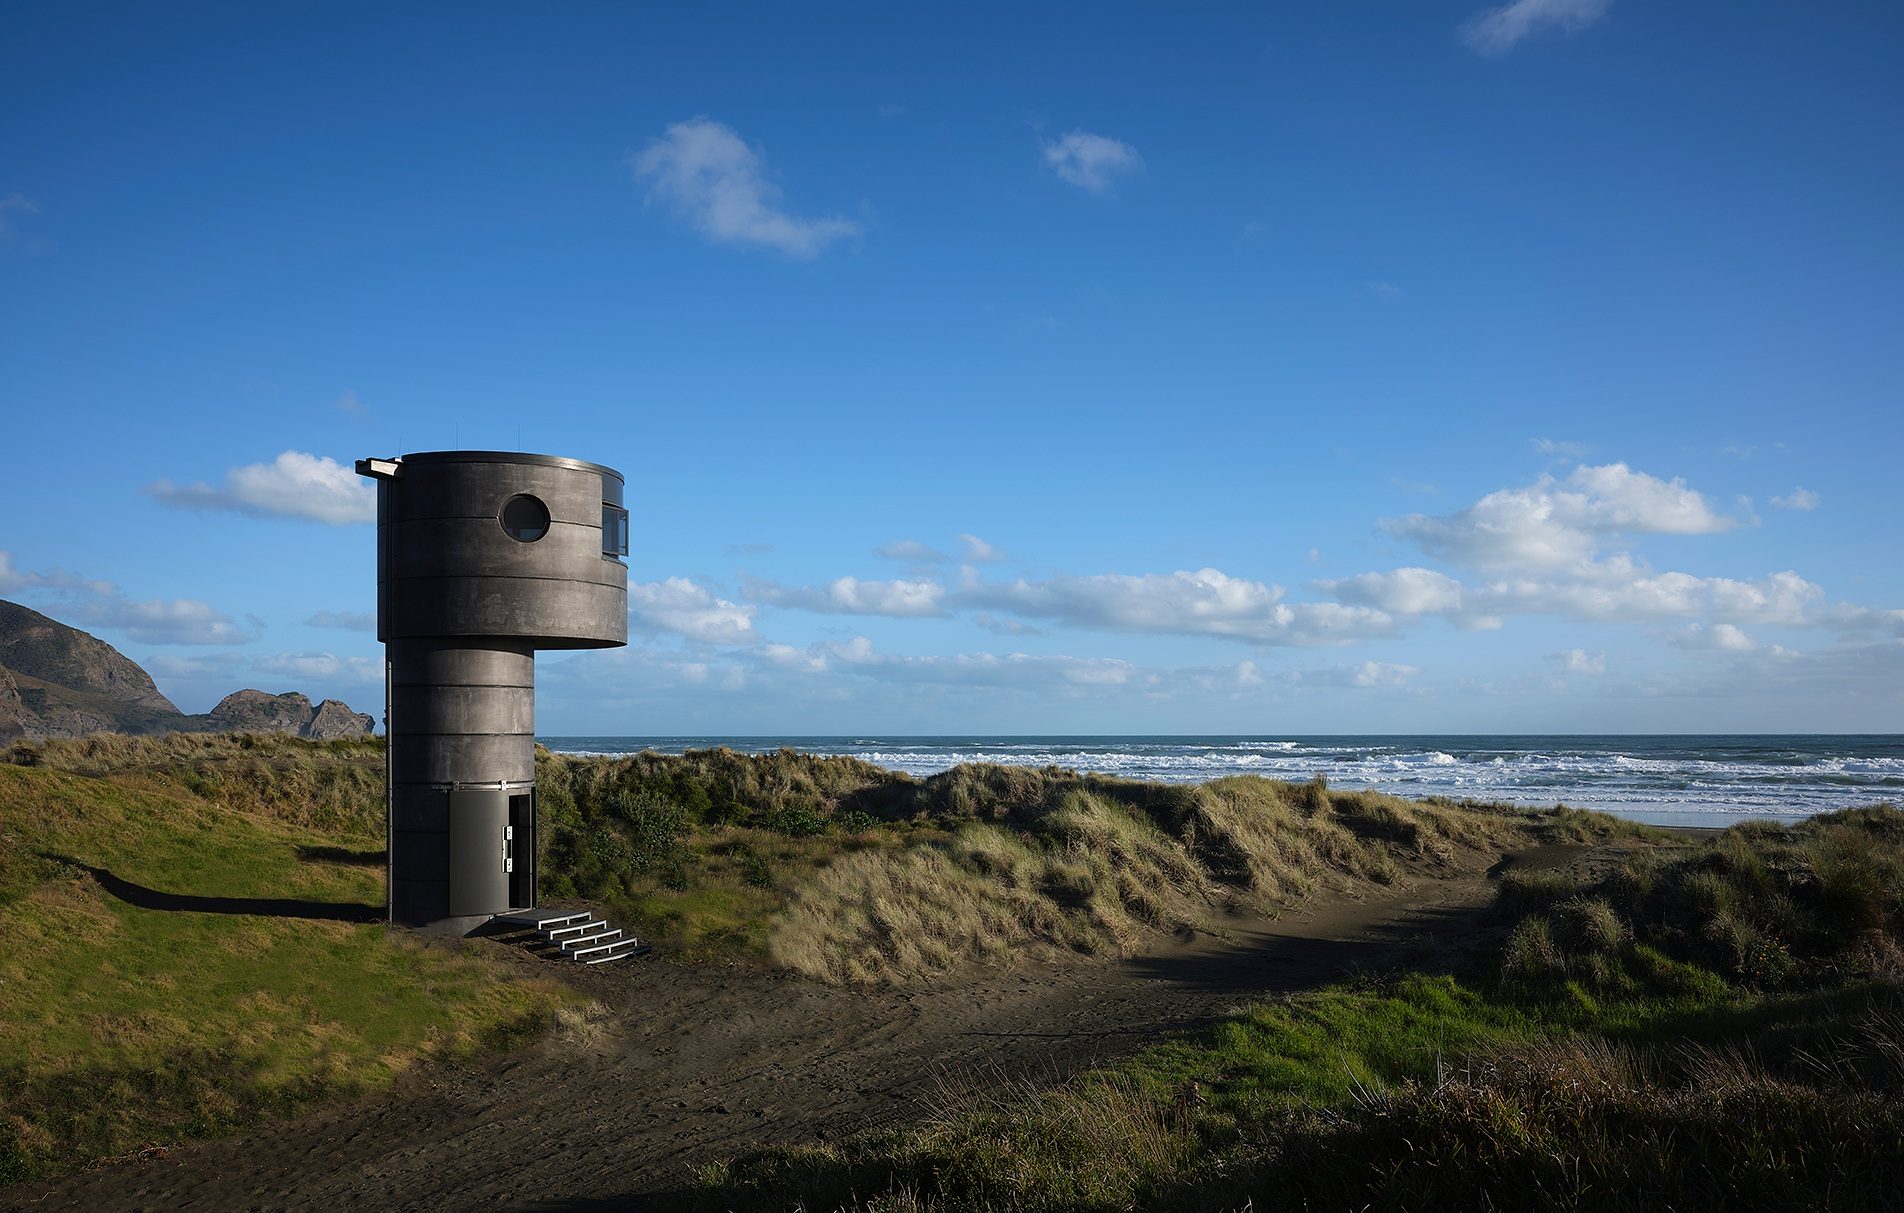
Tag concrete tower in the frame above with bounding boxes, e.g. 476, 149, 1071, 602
357, 451, 629, 933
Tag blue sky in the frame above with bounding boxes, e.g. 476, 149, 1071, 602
2, 0, 1899, 734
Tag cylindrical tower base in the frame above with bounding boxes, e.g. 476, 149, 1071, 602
387, 639, 537, 932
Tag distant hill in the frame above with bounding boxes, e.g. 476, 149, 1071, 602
0, 599, 375, 742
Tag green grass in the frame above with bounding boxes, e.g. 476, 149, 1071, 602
0, 762, 575, 1183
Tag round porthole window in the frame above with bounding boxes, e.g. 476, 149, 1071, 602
499, 494, 551, 542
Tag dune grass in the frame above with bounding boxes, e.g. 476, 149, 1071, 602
7, 729, 387, 833
529, 746, 1645, 982
0, 761, 574, 1184
695, 806, 1904, 1212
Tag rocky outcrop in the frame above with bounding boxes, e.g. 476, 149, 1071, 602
204, 690, 375, 740
308, 698, 377, 740
0, 598, 376, 742
205, 689, 319, 735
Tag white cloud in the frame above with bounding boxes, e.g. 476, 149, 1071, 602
875, 539, 950, 563
1670, 622, 1757, 653
1550, 648, 1607, 676
1297, 660, 1422, 689
1771, 487, 1820, 512
955, 567, 1394, 646
305, 609, 375, 632
1475, 568, 1825, 627
1369, 281, 1404, 301
1384, 462, 1736, 573
825, 635, 1136, 689
144, 653, 246, 680
254, 652, 382, 682
632, 117, 858, 258
82, 597, 256, 646
1042, 131, 1143, 193
958, 533, 1006, 563
1315, 567, 1465, 616
756, 642, 829, 674
746, 575, 947, 618
334, 389, 366, 415
0, 551, 114, 598
1460, 0, 1612, 55
146, 451, 376, 525
1, 550, 253, 645
628, 578, 758, 644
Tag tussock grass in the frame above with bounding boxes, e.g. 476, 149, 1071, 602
6, 730, 386, 833
694, 806, 1904, 1212
765, 773, 1620, 984
523, 745, 1643, 980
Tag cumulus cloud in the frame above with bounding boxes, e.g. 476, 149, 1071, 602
745, 575, 948, 618
875, 539, 951, 564
0, 550, 114, 598
1042, 131, 1143, 193
958, 534, 1006, 563
1670, 622, 1757, 652
144, 653, 246, 679
1771, 487, 1820, 512
79, 597, 257, 646
254, 651, 382, 682
1474, 568, 1824, 627
145, 451, 376, 525
1550, 648, 1607, 676
955, 567, 1394, 646
1460, 0, 1612, 55
632, 117, 858, 258
824, 635, 1135, 688
1296, 660, 1422, 689
628, 578, 757, 644
1384, 462, 1736, 573
306, 609, 375, 632
0, 550, 253, 645
1315, 567, 1465, 616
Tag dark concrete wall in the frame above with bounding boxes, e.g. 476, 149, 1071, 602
366, 451, 628, 930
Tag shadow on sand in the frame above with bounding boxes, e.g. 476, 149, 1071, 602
40, 851, 383, 923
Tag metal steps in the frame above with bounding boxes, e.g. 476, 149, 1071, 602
492, 908, 652, 964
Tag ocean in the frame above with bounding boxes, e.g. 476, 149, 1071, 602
538, 735, 1903, 828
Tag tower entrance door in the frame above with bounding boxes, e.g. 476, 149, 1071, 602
446, 788, 511, 918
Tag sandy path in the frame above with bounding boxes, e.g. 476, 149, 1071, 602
4, 842, 1589, 1212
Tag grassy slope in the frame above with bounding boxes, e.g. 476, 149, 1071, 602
0, 748, 575, 1184
697, 807, 1904, 1212
0, 733, 1652, 1186
534, 747, 1641, 983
